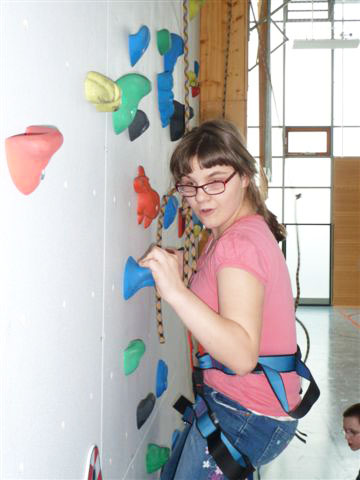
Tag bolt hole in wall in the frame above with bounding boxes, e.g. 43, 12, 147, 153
247, 0, 360, 306
0, 2, 199, 479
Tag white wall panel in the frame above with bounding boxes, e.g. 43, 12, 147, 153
0, 1, 199, 479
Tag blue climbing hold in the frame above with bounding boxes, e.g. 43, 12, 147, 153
157, 72, 175, 128
164, 196, 179, 229
194, 60, 200, 78
123, 256, 155, 300
164, 34, 184, 73
129, 25, 150, 67
156, 359, 168, 398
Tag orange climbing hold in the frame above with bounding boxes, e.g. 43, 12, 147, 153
134, 166, 160, 228
5, 125, 63, 195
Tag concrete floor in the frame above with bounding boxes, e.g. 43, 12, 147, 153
260, 306, 360, 480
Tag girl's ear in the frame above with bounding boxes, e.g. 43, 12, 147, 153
240, 175, 250, 188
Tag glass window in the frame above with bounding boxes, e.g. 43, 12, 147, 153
266, 188, 283, 221
284, 188, 331, 223
286, 129, 330, 156
269, 157, 283, 187
333, 127, 360, 156
247, 127, 260, 156
285, 225, 330, 301
285, 23, 332, 125
285, 157, 331, 187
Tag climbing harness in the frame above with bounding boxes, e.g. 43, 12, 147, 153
173, 346, 320, 480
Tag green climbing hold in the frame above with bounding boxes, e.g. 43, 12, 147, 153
146, 443, 170, 474
112, 73, 151, 134
123, 339, 146, 376
157, 29, 172, 55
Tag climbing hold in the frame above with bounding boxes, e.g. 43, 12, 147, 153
146, 444, 170, 474
178, 208, 185, 238
137, 393, 156, 429
134, 166, 160, 228
84, 71, 121, 112
5, 125, 63, 195
128, 109, 149, 142
191, 85, 200, 98
157, 72, 175, 128
155, 359, 168, 398
189, 0, 207, 20
112, 74, 151, 134
194, 60, 200, 78
85, 445, 102, 480
129, 25, 150, 67
123, 256, 155, 300
186, 71, 197, 87
157, 28, 172, 55
163, 195, 179, 229
123, 339, 146, 375
170, 100, 194, 142
164, 34, 184, 73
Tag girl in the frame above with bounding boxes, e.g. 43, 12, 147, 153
140, 120, 300, 479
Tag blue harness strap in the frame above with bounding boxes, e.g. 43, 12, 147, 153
172, 346, 319, 479
173, 394, 255, 480
197, 345, 320, 419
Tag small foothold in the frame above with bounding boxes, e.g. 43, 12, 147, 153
157, 29, 172, 55
123, 339, 146, 375
129, 25, 150, 67
146, 444, 170, 473
137, 393, 156, 429
128, 109, 149, 142
170, 100, 194, 142
156, 359, 168, 397
164, 196, 179, 229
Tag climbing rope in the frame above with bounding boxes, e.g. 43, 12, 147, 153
183, 0, 191, 133
294, 193, 310, 363
155, 187, 176, 343
223, 0, 233, 118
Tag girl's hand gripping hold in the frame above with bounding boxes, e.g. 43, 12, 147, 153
138, 246, 186, 303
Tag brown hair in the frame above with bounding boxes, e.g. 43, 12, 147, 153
344, 404, 360, 422
170, 119, 286, 242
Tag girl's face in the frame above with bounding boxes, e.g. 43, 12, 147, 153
343, 416, 360, 451
178, 158, 253, 238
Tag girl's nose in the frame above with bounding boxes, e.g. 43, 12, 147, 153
195, 186, 208, 201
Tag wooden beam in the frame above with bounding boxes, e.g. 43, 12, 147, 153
200, 0, 249, 138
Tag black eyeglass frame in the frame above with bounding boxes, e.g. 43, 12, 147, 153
175, 170, 238, 197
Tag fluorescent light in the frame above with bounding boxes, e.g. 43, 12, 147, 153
293, 39, 360, 49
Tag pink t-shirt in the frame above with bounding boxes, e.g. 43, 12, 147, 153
190, 214, 301, 417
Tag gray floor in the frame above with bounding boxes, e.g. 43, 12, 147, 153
260, 306, 360, 480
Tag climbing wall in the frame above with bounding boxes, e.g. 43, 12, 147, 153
0, 1, 199, 479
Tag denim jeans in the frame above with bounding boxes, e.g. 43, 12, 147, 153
161, 385, 298, 480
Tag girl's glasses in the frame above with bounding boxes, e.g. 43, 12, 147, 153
176, 171, 237, 197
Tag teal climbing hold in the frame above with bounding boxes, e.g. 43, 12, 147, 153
123, 339, 146, 376
146, 444, 170, 473
157, 29, 172, 55
112, 74, 151, 134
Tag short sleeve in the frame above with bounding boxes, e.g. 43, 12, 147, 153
212, 232, 268, 285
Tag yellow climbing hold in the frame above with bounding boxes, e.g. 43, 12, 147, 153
84, 71, 121, 112
189, 0, 206, 20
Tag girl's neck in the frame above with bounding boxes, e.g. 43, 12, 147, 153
212, 201, 256, 239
